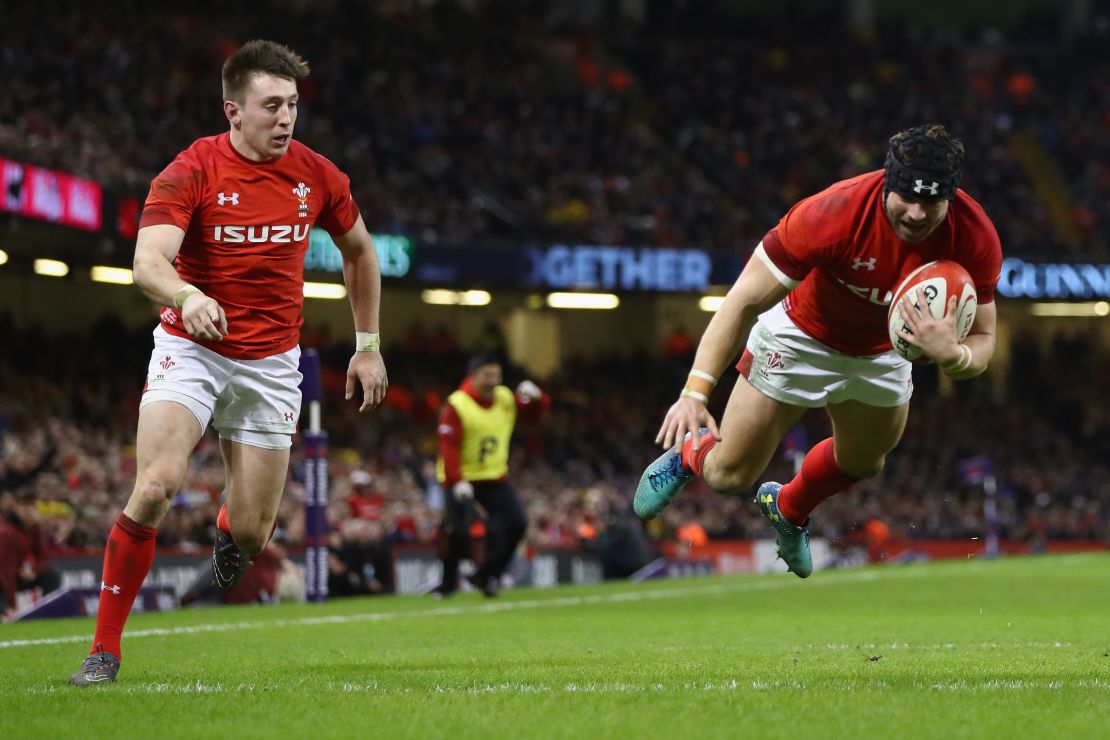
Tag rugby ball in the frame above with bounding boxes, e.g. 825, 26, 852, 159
887, 260, 977, 362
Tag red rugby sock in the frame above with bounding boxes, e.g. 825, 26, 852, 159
680, 433, 717, 476
777, 438, 859, 526
90, 513, 157, 660
217, 502, 275, 551
217, 502, 231, 535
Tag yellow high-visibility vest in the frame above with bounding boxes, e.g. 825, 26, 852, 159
436, 386, 516, 482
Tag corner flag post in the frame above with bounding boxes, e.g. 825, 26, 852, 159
300, 349, 329, 602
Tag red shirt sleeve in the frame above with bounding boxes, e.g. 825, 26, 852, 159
515, 391, 550, 422
315, 156, 361, 238
437, 403, 464, 487
139, 155, 203, 230
761, 199, 819, 283
761, 187, 855, 282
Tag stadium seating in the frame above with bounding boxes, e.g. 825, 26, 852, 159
1, 3, 1106, 598
0, 1, 1104, 255
1, 310, 1106, 571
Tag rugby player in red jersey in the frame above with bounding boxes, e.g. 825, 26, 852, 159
70, 40, 388, 685
634, 124, 1002, 578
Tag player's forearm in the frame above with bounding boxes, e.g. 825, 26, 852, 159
690, 291, 766, 380
341, 239, 381, 333
133, 248, 191, 306
687, 255, 791, 394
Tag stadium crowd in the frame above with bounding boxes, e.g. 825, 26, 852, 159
2, 309, 1108, 608
3, 1, 1109, 609
1, 0, 1106, 255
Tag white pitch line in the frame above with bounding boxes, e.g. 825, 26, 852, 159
814, 641, 1073, 651
0, 571, 883, 650
22, 677, 1110, 696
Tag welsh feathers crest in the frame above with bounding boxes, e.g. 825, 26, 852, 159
293, 182, 311, 217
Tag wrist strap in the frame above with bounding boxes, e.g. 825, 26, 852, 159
688, 369, 718, 387
958, 344, 973, 371
942, 344, 973, 374
355, 332, 380, 352
680, 388, 709, 404
172, 284, 202, 310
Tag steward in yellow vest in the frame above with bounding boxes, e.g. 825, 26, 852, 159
435, 355, 548, 597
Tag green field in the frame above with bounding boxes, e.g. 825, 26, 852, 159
2, 554, 1108, 739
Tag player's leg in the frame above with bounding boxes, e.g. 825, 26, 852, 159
471, 481, 527, 597
755, 401, 908, 579
208, 436, 289, 590
764, 339, 911, 577
780, 398, 909, 523
634, 371, 805, 519
221, 438, 288, 554
205, 347, 301, 591
697, 374, 807, 494
636, 305, 823, 519
71, 401, 204, 686
684, 373, 825, 579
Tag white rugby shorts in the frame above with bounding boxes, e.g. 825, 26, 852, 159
140, 326, 302, 449
739, 303, 912, 408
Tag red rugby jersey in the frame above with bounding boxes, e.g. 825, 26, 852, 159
757, 170, 1002, 356
140, 133, 360, 359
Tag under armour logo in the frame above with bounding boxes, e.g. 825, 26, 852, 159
217, 192, 239, 206
284, 412, 294, 422
912, 180, 939, 196
101, 582, 121, 595
852, 257, 877, 271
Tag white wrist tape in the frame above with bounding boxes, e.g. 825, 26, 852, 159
943, 344, 973, 374
172, 284, 202, 310
680, 388, 709, 404
688, 369, 718, 387
355, 332, 380, 352
959, 344, 973, 371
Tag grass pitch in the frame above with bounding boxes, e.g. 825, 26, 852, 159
2, 553, 1108, 739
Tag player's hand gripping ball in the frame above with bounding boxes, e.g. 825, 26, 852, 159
887, 259, 977, 362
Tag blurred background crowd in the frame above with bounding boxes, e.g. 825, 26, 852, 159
2, 310, 1107, 599
2, 0, 1109, 606
1, 0, 1107, 256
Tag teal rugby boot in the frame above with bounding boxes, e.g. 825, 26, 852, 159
755, 481, 813, 578
633, 429, 706, 520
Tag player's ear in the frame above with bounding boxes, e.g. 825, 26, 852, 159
224, 99, 241, 128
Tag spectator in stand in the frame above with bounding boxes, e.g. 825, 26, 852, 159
346, 470, 386, 521
328, 518, 393, 597
0, 307, 1107, 576
3, 1, 1094, 256
0, 505, 26, 619
663, 326, 696, 361
1, 491, 63, 618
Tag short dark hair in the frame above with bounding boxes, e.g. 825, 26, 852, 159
222, 40, 310, 102
888, 124, 964, 174
468, 354, 502, 374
